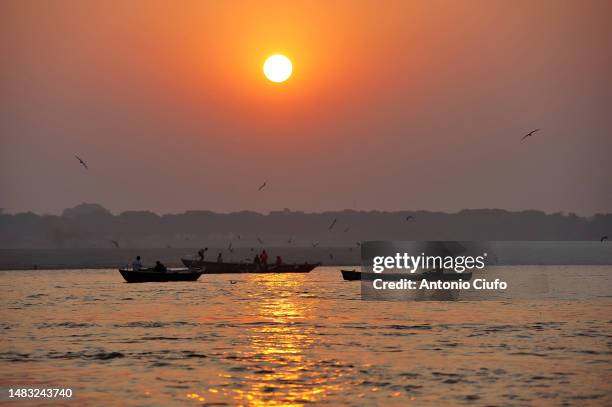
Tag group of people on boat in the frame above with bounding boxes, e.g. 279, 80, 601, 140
253, 249, 283, 270
197, 247, 282, 269
132, 255, 167, 273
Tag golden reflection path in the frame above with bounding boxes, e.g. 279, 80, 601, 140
233, 274, 342, 406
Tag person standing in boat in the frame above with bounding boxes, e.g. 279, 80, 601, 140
197, 248, 208, 262
132, 255, 143, 271
217, 252, 223, 263
253, 254, 261, 270
260, 250, 268, 270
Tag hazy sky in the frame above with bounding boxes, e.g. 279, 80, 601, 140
1, 0, 611, 215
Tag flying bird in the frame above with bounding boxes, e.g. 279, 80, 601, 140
601, 236, 609, 242
521, 129, 540, 141
405, 216, 414, 221
74, 154, 88, 169
258, 181, 267, 191
109, 240, 119, 249
312, 241, 319, 247
257, 237, 264, 244
329, 218, 337, 230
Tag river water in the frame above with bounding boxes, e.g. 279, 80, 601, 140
0, 267, 610, 406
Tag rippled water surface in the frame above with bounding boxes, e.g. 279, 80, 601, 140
1, 267, 610, 406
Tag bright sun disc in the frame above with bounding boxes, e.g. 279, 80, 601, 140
263, 54, 292, 83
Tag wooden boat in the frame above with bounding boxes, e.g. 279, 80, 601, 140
182, 259, 319, 274
341, 269, 472, 282
118, 268, 203, 283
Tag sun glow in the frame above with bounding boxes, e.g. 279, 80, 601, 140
263, 54, 292, 83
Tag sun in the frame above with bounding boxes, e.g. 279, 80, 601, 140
263, 54, 292, 83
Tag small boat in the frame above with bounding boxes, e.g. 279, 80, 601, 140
118, 268, 203, 283
182, 259, 319, 274
341, 269, 472, 282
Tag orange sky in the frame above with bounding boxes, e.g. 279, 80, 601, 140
1, 0, 611, 215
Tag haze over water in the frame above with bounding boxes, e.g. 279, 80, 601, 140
1, 267, 610, 406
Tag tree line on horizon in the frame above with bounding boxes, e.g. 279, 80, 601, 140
0, 203, 609, 249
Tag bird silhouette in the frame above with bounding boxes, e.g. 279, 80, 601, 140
405, 216, 414, 221
601, 236, 609, 242
109, 240, 119, 249
257, 237, 264, 244
74, 154, 88, 169
521, 129, 540, 141
329, 218, 337, 230
258, 181, 267, 191
312, 241, 319, 247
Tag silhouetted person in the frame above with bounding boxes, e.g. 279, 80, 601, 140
217, 252, 223, 263
132, 255, 143, 271
275, 256, 283, 266
153, 260, 166, 273
260, 250, 268, 269
253, 254, 261, 270
198, 248, 207, 261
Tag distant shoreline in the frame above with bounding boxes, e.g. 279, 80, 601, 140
1, 243, 612, 271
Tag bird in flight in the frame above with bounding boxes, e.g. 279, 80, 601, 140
258, 181, 267, 191
257, 237, 264, 244
74, 154, 88, 169
521, 129, 540, 141
312, 241, 319, 247
405, 215, 414, 221
329, 218, 337, 230
601, 236, 609, 242
109, 240, 119, 249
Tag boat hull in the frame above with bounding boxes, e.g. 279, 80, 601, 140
341, 269, 472, 282
119, 268, 203, 283
182, 259, 318, 274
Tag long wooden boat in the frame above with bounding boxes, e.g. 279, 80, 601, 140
119, 268, 203, 283
182, 259, 319, 274
341, 269, 472, 282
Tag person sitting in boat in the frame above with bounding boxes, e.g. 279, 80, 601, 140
132, 255, 143, 271
217, 252, 223, 263
260, 250, 268, 269
153, 260, 167, 273
275, 256, 283, 266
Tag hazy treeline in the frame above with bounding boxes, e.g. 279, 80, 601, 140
0, 203, 610, 249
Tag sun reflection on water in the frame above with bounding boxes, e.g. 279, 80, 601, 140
232, 274, 342, 406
